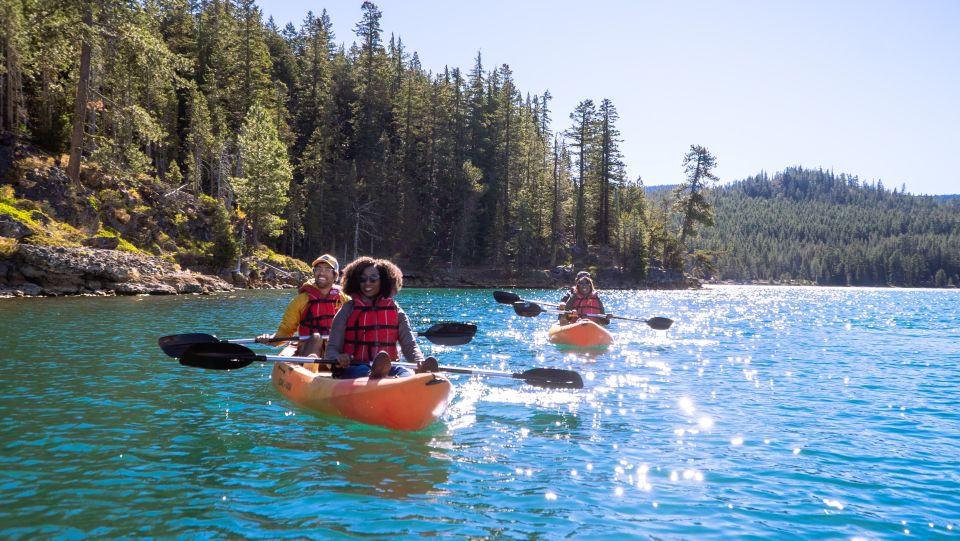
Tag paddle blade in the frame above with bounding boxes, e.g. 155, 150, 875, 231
512, 301, 544, 317
178, 343, 258, 370
646, 317, 673, 330
418, 322, 477, 346
493, 291, 521, 304
515, 368, 584, 389
158, 333, 220, 358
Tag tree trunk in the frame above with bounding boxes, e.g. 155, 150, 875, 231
550, 136, 560, 267
67, 5, 93, 185
2, 32, 15, 132
353, 206, 360, 261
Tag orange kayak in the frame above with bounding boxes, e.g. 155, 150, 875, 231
548, 320, 613, 349
270, 347, 453, 431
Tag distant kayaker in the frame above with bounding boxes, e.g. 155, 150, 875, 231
324, 256, 439, 379
558, 271, 610, 326
255, 254, 350, 368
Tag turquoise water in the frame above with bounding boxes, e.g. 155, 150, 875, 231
1, 286, 959, 539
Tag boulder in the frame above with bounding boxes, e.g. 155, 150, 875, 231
82, 236, 120, 249
0, 214, 32, 240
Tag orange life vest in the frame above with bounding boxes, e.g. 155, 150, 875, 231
568, 287, 603, 316
297, 284, 344, 337
342, 295, 400, 362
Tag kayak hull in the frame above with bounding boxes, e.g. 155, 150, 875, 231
270, 347, 452, 431
548, 320, 613, 349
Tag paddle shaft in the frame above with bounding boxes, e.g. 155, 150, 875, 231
235, 322, 478, 344
250, 329, 458, 343
159, 322, 477, 358
222, 352, 562, 381
558, 309, 669, 328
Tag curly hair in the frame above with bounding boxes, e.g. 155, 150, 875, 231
340, 256, 404, 298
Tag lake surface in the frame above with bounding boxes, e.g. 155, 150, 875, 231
1, 285, 959, 539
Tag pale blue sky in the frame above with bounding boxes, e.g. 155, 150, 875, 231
262, 0, 959, 195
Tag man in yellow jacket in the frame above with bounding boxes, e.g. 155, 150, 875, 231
256, 254, 351, 371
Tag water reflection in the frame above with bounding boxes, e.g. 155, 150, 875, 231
298, 421, 453, 500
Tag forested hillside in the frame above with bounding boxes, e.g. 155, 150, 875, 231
1, 0, 680, 278
691, 167, 960, 287
3, 2, 952, 289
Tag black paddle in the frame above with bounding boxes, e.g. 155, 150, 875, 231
493, 290, 557, 306
158, 322, 477, 358
177, 342, 584, 390
495, 290, 674, 331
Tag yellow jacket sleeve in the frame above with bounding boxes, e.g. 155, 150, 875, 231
272, 292, 309, 343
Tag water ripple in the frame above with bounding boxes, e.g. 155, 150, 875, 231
2, 287, 960, 538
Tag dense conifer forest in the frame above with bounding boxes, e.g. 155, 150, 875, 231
688, 168, 960, 287
1, 1, 956, 288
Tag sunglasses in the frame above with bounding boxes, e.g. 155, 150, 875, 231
358, 274, 381, 284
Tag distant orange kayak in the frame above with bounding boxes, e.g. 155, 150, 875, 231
270, 346, 452, 431
548, 320, 613, 349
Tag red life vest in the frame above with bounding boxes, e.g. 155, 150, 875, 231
297, 284, 344, 337
342, 295, 400, 363
568, 287, 603, 316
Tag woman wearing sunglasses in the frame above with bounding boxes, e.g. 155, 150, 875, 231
558, 271, 610, 326
324, 256, 438, 379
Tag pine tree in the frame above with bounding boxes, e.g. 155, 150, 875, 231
567, 99, 595, 248
674, 144, 718, 246
232, 102, 292, 244
596, 98, 625, 245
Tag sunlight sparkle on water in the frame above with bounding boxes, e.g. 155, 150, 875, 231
822, 498, 845, 510
731, 437, 744, 446
678, 397, 695, 415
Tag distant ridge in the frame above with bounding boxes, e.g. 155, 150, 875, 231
643, 184, 677, 193
681, 167, 960, 287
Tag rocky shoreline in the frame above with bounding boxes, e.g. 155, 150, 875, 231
0, 244, 697, 298
0, 244, 234, 297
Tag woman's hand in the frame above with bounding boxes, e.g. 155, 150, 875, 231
255, 333, 274, 344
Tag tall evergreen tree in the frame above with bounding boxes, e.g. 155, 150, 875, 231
596, 98, 624, 245
567, 99, 595, 248
232, 102, 292, 244
674, 144, 718, 246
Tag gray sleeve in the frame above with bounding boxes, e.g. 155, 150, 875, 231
396, 306, 425, 363
322, 301, 353, 360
